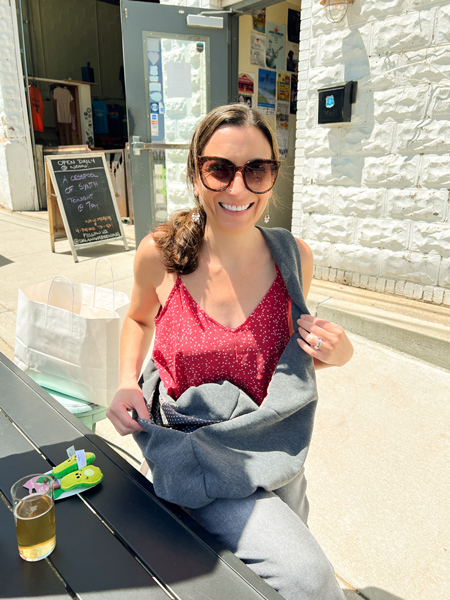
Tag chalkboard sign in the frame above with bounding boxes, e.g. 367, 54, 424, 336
45, 153, 128, 262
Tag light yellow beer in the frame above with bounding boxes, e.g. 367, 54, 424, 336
14, 493, 56, 561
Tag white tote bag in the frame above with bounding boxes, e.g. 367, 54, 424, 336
14, 260, 130, 407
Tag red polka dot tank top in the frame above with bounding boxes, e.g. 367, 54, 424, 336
152, 266, 291, 406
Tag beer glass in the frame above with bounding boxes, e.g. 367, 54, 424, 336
11, 474, 56, 561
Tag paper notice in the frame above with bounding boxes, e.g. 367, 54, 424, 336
166, 63, 192, 98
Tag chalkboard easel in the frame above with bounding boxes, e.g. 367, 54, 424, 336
45, 153, 129, 262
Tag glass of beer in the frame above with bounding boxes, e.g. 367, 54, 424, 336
11, 474, 56, 561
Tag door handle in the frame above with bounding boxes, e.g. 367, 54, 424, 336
131, 136, 190, 156
131, 136, 144, 155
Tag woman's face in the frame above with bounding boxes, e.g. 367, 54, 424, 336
194, 125, 274, 235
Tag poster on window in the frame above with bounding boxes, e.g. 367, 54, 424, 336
252, 9, 266, 33
265, 24, 286, 71
257, 69, 276, 115
250, 34, 266, 67
166, 62, 192, 99
286, 42, 299, 73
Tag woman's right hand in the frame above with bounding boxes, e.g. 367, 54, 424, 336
106, 385, 149, 436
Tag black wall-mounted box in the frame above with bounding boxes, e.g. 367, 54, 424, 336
318, 81, 357, 124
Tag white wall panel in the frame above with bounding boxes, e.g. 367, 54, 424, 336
293, 0, 450, 305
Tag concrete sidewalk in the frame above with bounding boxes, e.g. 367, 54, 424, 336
1, 207, 449, 600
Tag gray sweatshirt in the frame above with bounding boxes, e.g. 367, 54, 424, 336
134, 227, 318, 509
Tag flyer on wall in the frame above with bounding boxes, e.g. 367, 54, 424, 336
250, 34, 266, 67
276, 101, 289, 131
238, 94, 253, 107
290, 73, 298, 115
277, 72, 291, 103
276, 129, 289, 159
252, 9, 266, 33
287, 9, 301, 44
265, 23, 286, 71
238, 70, 255, 108
238, 72, 255, 95
257, 69, 276, 115
286, 42, 299, 72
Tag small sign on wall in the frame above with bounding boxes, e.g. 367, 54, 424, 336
318, 81, 357, 124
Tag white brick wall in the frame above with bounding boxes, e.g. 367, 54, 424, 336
293, 0, 450, 305
0, 0, 36, 210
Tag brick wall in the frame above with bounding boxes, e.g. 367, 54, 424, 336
0, 0, 36, 210
293, 0, 450, 306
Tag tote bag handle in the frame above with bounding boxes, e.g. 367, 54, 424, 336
93, 258, 115, 311
45, 275, 75, 331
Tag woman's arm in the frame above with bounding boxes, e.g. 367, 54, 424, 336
106, 236, 164, 435
295, 238, 354, 370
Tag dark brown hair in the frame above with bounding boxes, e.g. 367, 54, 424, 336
153, 104, 279, 274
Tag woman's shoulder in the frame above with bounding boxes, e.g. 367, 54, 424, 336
134, 233, 167, 284
135, 233, 161, 262
294, 237, 313, 265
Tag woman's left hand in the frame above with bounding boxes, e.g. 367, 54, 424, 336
296, 314, 354, 367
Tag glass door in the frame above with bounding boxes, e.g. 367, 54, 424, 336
121, 1, 238, 244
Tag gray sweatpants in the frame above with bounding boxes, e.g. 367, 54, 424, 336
185, 472, 345, 600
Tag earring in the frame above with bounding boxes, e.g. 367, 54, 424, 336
192, 210, 201, 223
264, 205, 270, 224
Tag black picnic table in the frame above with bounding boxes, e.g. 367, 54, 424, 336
0, 352, 282, 600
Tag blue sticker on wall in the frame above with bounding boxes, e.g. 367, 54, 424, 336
325, 95, 335, 109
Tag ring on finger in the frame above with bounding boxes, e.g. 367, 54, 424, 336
313, 337, 323, 350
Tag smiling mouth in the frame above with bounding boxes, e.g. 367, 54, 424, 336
219, 202, 253, 212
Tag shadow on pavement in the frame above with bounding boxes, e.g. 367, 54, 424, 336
0, 255, 14, 267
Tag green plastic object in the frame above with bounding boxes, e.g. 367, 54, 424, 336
60, 465, 103, 492
52, 452, 96, 479
54, 488, 65, 500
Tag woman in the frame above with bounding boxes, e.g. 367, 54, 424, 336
107, 104, 353, 599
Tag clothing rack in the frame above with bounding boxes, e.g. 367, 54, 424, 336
26, 76, 95, 148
